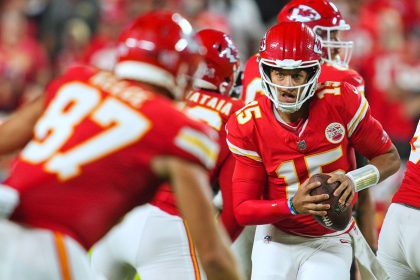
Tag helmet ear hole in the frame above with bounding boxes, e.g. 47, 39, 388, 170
304, 66, 318, 80
262, 65, 272, 80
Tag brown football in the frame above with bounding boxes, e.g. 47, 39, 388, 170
308, 173, 352, 231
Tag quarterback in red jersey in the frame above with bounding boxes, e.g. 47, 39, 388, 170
277, 1, 380, 272
378, 119, 420, 279
226, 22, 400, 279
91, 29, 244, 280
242, 0, 378, 253
0, 12, 241, 280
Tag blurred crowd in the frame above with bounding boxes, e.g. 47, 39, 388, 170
0, 0, 419, 228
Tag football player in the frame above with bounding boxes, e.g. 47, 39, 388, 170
90, 29, 244, 280
0, 12, 241, 280
377, 119, 420, 279
226, 21, 400, 279
239, 1, 378, 277
277, 1, 379, 276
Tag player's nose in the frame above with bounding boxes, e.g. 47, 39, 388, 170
282, 75, 294, 87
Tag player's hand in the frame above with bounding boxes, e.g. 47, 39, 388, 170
327, 173, 355, 207
292, 179, 330, 216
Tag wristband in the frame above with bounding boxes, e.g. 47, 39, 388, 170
346, 164, 380, 192
287, 197, 299, 215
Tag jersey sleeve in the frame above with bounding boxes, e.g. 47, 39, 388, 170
218, 155, 243, 241
225, 112, 263, 165
232, 159, 291, 226
339, 82, 392, 159
342, 71, 365, 96
145, 99, 220, 171
173, 121, 220, 170
225, 102, 292, 226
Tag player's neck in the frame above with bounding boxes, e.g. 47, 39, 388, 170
127, 79, 175, 100
273, 106, 309, 135
275, 104, 308, 124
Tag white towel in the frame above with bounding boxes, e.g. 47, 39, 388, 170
0, 184, 19, 219
349, 222, 389, 280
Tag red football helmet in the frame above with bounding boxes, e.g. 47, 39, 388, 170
194, 29, 240, 96
259, 22, 322, 112
115, 11, 203, 100
277, 0, 353, 68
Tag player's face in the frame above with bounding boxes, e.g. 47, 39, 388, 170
317, 29, 341, 60
269, 68, 309, 103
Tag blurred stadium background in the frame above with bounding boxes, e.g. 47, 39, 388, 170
0, 0, 418, 235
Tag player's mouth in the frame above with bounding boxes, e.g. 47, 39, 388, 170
279, 92, 297, 103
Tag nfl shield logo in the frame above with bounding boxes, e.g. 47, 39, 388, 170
297, 140, 307, 151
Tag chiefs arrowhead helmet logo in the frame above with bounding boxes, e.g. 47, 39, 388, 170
314, 35, 323, 55
259, 32, 267, 52
219, 35, 239, 63
288, 5, 321, 22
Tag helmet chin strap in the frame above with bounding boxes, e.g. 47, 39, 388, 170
276, 103, 301, 113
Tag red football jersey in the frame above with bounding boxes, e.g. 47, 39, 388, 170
241, 54, 365, 103
319, 63, 365, 96
6, 65, 219, 249
318, 63, 366, 169
241, 54, 264, 104
227, 82, 392, 236
392, 120, 420, 208
184, 90, 245, 179
152, 90, 244, 236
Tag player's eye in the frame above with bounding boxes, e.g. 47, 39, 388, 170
292, 73, 305, 82
272, 70, 285, 79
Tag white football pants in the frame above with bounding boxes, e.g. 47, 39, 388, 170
378, 203, 420, 279
0, 219, 94, 280
232, 225, 256, 280
91, 204, 206, 280
251, 224, 353, 280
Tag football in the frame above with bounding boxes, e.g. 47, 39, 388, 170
309, 173, 352, 231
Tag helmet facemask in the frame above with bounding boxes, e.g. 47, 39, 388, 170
314, 22, 353, 68
259, 58, 321, 113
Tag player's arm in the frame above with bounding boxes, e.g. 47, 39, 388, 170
226, 111, 328, 222
355, 189, 377, 252
217, 155, 243, 241
344, 70, 376, 249
151, 156, 242, 280
329, 83, 401, 205
329, 144, 400, 206
0, 95, 44, 154
232, 159, 329, 225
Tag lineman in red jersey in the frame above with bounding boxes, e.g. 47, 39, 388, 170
0, 12, 242, 280
90, 29, 244, 280
226, 22, 400, 279
377, 119, 420, 279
